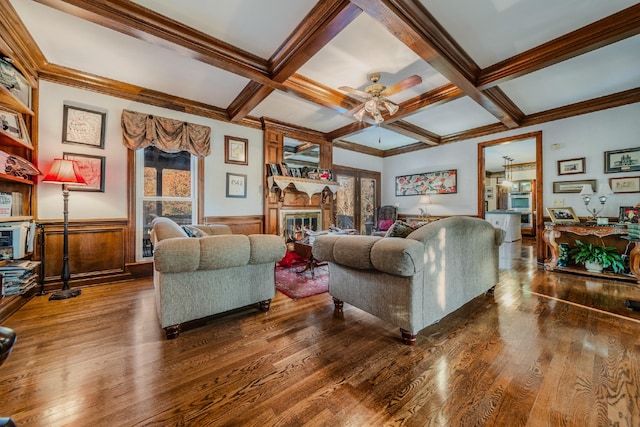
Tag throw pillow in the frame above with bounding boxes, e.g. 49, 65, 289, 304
384, 220, 425, 238
378, 218, 394, 231
182, 225, 207, 238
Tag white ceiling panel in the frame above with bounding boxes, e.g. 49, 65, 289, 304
297, 13, 449, 103
340, 126, 420, 151
404, 97, 500, 136
130, 0, 317, 59
251, 91, 353, 133
11, 0, 249, 107
420, 0, 638, 68
499, 35, 640, 114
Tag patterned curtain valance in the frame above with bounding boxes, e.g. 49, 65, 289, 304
121, 109, 211, 157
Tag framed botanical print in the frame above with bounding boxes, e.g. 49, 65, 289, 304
63, 152, 106, 192
224, 135, 248, 166
62, 104, 106, 148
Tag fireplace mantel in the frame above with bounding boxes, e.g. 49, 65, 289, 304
268, 176, 340, 198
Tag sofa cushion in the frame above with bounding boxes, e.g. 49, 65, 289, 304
182, 225, 208, 238
385, 220, 424, 238
153, 238, 201, 273
370, 238, 425, 276
378, 218, 394, 231
314, 235, 381, 270
199, 235, 251, 270
249, 234, 287, 264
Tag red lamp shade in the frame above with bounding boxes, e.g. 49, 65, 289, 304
42, 159, 87, 185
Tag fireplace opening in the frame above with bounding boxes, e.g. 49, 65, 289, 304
281, 210, 322, 241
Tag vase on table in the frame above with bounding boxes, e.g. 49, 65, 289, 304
558, 243, 570, 267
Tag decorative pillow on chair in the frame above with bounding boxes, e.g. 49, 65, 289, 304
182, 225, 208, 238
378, 219, 394, 232
384, 220, 425, 238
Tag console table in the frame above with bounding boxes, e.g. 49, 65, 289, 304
543, 222, 639, 283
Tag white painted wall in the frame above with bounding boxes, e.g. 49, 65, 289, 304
37, 81, 263, 220
382, 103, 640, 219
37, 81, 640, 223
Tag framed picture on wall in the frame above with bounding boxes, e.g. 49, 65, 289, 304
610, 176, 640, 193
62, 104, 106, 148
552, 179, 597, 194
224, 135, 248, 165
605, 147, 640, 173
63, 152, 106, 192
557, 157, 585, 175
226, 172, 247, 198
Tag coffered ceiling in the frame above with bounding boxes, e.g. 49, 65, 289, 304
3, 0, 640, 157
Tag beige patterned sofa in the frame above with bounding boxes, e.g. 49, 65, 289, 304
151, 217, 286, 339
312, 216, 503, 345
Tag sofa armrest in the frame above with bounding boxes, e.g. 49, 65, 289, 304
248, 234, 287, 264
199, 235, 251, 269
313, 235, 424, 276
154, 237, 201, 273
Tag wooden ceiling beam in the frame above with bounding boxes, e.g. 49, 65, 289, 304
478, 4, 640, 88
228, 1, 361, 121
33, 0, 271, 82
351, 0, 521, 128
383, 121, 440, 145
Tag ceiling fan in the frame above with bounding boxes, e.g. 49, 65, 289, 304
339, 72, 422, 124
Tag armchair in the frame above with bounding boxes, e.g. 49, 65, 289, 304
372, 205, 397, 236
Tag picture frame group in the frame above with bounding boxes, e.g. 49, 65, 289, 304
267, 163, 333, 180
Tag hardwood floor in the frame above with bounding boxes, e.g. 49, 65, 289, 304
1, 240, 640, 426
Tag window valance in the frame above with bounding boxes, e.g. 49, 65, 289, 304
121, 109, 211, 157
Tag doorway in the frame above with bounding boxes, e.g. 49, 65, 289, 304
478, 131, 545, 262
333, 165, 381, 235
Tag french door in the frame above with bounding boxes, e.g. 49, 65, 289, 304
333, 165, 381, 235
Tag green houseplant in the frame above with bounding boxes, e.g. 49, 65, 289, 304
569, 239, 625, 273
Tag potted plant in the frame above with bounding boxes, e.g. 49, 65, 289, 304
569, 239, 625, 273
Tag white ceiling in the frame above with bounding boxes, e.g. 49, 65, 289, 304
6, 0, 640, 162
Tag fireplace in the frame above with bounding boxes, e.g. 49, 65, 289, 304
281, 210, 322, 241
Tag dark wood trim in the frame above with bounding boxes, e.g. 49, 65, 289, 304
384, 121, 440, 145
203, 215, 264, 236
332, 140, 385, 157
478, 4, 640, 88
126, 148, 136, 264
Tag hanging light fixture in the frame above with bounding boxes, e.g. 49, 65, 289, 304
501, 156, 513, 187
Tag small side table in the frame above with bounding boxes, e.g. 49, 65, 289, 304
293, 241, 326, 278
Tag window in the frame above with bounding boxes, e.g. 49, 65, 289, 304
136, 145, 197, 260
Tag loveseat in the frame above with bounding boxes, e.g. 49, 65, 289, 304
312, 216, 504, 345
151, 217, 286, 339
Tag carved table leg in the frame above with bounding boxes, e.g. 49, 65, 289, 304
627, 241, 640, 283
400, 329, 417, 346
543, 228, 561, 270
332, 297, 344, 312
259, 299, 272, 312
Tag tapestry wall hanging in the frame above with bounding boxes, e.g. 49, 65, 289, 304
395, 169, 457, 196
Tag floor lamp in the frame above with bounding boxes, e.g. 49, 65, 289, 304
42, 159, 86, 300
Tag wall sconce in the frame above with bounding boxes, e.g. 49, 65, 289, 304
580, 182, 613, 223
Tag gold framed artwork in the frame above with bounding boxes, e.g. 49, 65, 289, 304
224, 135, 248, 166
547, 207, 580, 223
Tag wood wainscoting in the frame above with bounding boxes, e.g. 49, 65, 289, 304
37, 219, 132, 291
203, 215, 264, 235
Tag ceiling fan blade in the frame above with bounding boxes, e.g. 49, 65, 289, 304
381, 75, 422, 97
338, 86, 371, 100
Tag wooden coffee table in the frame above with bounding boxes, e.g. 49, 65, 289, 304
293, 241, 326, 278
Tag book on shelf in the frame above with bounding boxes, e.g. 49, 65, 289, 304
11, 191, 23, 216
0, 192, 11, 217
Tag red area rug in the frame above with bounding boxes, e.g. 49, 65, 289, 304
275, 262, 329, 300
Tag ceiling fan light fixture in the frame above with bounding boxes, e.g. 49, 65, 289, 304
382, 100, 399, 115
353, 107, 366, 121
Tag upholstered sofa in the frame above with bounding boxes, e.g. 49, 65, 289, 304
151, 217, 286, 339
312, 216, 504, 345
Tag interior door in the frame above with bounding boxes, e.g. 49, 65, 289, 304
334, 166, 380, 235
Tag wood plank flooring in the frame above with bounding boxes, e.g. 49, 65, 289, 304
1, 240, 640, 426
